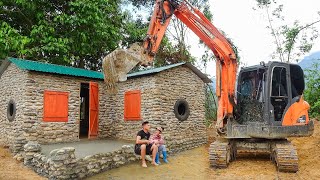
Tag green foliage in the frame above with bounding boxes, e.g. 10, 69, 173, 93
255, 0, 319, 62
201, 30, 241, 66
122, 2, 197, 68
167, 0, 213, 66
128, 0, 212, 66
304, 61, 320, 119
204, 84, 217, 127
121, 12, 148, 48
154, 36, 196, 67
0, 22, 30, 59
0, 0, 123, 70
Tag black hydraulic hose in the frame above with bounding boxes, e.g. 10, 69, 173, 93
160, 0, 177, 24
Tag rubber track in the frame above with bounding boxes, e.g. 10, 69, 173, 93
273, 142, 299, 172
209, 140, 230, 168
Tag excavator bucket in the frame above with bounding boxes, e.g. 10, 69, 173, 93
102, 43, 149, 94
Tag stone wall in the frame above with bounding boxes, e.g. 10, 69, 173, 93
155, 66, 207, 153
103, 65, 208, 153
0, 64, 28, 152
22, 71, 106, 144
1, 62, 207, 155
101, 76, 158, 140
23, 141, 138, 180
0, 63, 109, 148
76, 145, 137, 179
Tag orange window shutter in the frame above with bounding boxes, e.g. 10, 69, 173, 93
43, 91, 69, 122
124, 90, 141, 121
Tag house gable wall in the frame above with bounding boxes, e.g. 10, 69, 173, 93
0, 64, 27, 150
103, 66, 207, 152
100, 76, 158, 140
154, 66, 207, 153
21, 72, 107, 144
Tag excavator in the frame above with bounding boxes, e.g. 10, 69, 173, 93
102, 0, 314, 172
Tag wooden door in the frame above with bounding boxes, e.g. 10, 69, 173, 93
89, 82, 99, 139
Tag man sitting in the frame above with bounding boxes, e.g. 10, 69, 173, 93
134, 121, 158, 167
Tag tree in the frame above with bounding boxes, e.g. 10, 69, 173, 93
166, 0, 212, 64
121, 12, 148, 48
126, 0, 213, 66
0, 21, 30, 61
0, 0, 123, 70
255, 0, 320, 62
304, 61, 320, 119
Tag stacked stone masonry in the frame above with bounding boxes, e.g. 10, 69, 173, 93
102, 66, 208, 153
23, 141, 138, 180
1, 63, 208, 154
0, 64, 28, 152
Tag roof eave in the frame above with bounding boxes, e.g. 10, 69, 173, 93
184, 63, 212, 83
126, 62, 211, 84
0, 59, 11, 78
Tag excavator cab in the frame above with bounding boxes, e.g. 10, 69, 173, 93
209, 61, 314, 172
229, 61, 314, 139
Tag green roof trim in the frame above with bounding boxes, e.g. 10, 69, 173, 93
8, 57, 104, 79
3, 58, 210, 83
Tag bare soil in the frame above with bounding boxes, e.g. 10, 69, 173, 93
89, 120, 320, 180
0, 147, 45, 180
0, 121, 319, 180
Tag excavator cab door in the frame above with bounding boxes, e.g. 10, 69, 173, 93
267, 63, 291, 126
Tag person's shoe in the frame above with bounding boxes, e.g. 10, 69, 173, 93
155, 152, 161, 164
145, 155, 152, 162
162, 151, 169, 163
142, 161, 147, 168
151, 161, 159, 166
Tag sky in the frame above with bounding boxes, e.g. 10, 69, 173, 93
187, 0, 320, 77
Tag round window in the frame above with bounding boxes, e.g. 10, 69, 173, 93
174, 99, 190, 121
7, 100, 16, 122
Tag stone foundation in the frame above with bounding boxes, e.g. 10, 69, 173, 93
23, 141, 139, 180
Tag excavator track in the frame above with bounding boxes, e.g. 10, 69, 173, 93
209, 140, 234, 168
272, 141, 299, 173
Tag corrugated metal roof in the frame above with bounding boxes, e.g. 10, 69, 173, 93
8, 57, 104, 79
127, 62, 185, 77
1, 58, 211, 83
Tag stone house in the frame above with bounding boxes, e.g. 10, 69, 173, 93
0, 58, 211, 154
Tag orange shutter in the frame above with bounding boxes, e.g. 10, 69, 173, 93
89, 82, 99, 139
124, 90, 141, 121
43, 91, 69, 122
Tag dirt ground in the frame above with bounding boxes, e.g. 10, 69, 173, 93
0, 121, 319, 180
0, 147, 45, 180
89, 120, 320, 180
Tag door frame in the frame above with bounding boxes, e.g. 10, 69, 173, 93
79, 82, 90, 139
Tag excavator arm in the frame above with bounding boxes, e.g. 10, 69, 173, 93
103, 0, 238, 131
143, 0, 238, 130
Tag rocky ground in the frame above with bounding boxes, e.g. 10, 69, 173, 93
1, 120, 319, 180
